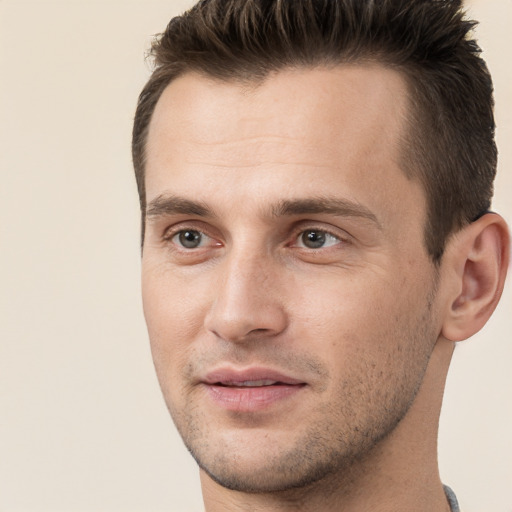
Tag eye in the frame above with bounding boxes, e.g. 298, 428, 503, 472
172, 229, 210, 249
296, 229, 341, 249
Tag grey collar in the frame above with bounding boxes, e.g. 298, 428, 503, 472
444, 485, 460, 512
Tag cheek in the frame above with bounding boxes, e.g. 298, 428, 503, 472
142, 259, 210, 324
293, 270, 393, 331
292, 266, 432, 360
141, 265, 210, 376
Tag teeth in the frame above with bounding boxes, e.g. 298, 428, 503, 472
228, 380, 278, 387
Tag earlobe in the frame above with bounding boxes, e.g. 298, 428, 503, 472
441, 213, 510, 342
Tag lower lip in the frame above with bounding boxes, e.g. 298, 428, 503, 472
204, 383, 305, 412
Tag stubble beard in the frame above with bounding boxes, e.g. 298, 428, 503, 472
159, 286, 439, 496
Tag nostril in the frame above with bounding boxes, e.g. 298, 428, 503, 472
249, 328, 271, 335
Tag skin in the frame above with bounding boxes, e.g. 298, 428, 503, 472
141, 66, 509, 511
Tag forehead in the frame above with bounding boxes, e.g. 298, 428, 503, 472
145, 65, 425, 233
147, 65, 410, 172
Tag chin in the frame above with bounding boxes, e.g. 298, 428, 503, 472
182, 422, 377, 494
196, 452, 341, 494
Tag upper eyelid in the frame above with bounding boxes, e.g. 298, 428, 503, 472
162, 221, 217, 240
295, 226, 341, 237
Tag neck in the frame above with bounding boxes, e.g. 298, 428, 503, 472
201, 339, 455, 512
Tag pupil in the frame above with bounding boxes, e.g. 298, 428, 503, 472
303, 230, 325, 248
179, 230, 201, 248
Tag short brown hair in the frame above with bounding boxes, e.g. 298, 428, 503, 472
133, 0, 496, 261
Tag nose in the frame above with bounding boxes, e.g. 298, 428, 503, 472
204, 250, 288, 343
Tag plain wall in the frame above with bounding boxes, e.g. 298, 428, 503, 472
0, 1, 510, 511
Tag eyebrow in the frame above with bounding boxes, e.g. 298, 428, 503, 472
146, 194, 381, 228
146, 195, 214, 219
272, 197, 382, 228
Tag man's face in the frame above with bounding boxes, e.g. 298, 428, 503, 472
142, 66, 441, 492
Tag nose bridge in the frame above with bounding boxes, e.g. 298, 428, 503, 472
204, 241, 287, 342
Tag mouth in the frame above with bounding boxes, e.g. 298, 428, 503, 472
202, 368, 307, 412
215, 379, 296, 387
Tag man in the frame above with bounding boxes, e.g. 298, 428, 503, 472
132, 1, 509, 510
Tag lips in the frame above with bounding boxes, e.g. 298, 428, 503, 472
204, 368, 305, 386
202, 367, 306, 412
222, 379, 280, 387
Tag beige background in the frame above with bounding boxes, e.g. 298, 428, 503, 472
0, 1, 510, 511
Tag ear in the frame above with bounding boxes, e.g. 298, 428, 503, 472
441, 213, 510, 342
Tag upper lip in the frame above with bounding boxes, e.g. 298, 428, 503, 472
202, 367, 306, 386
